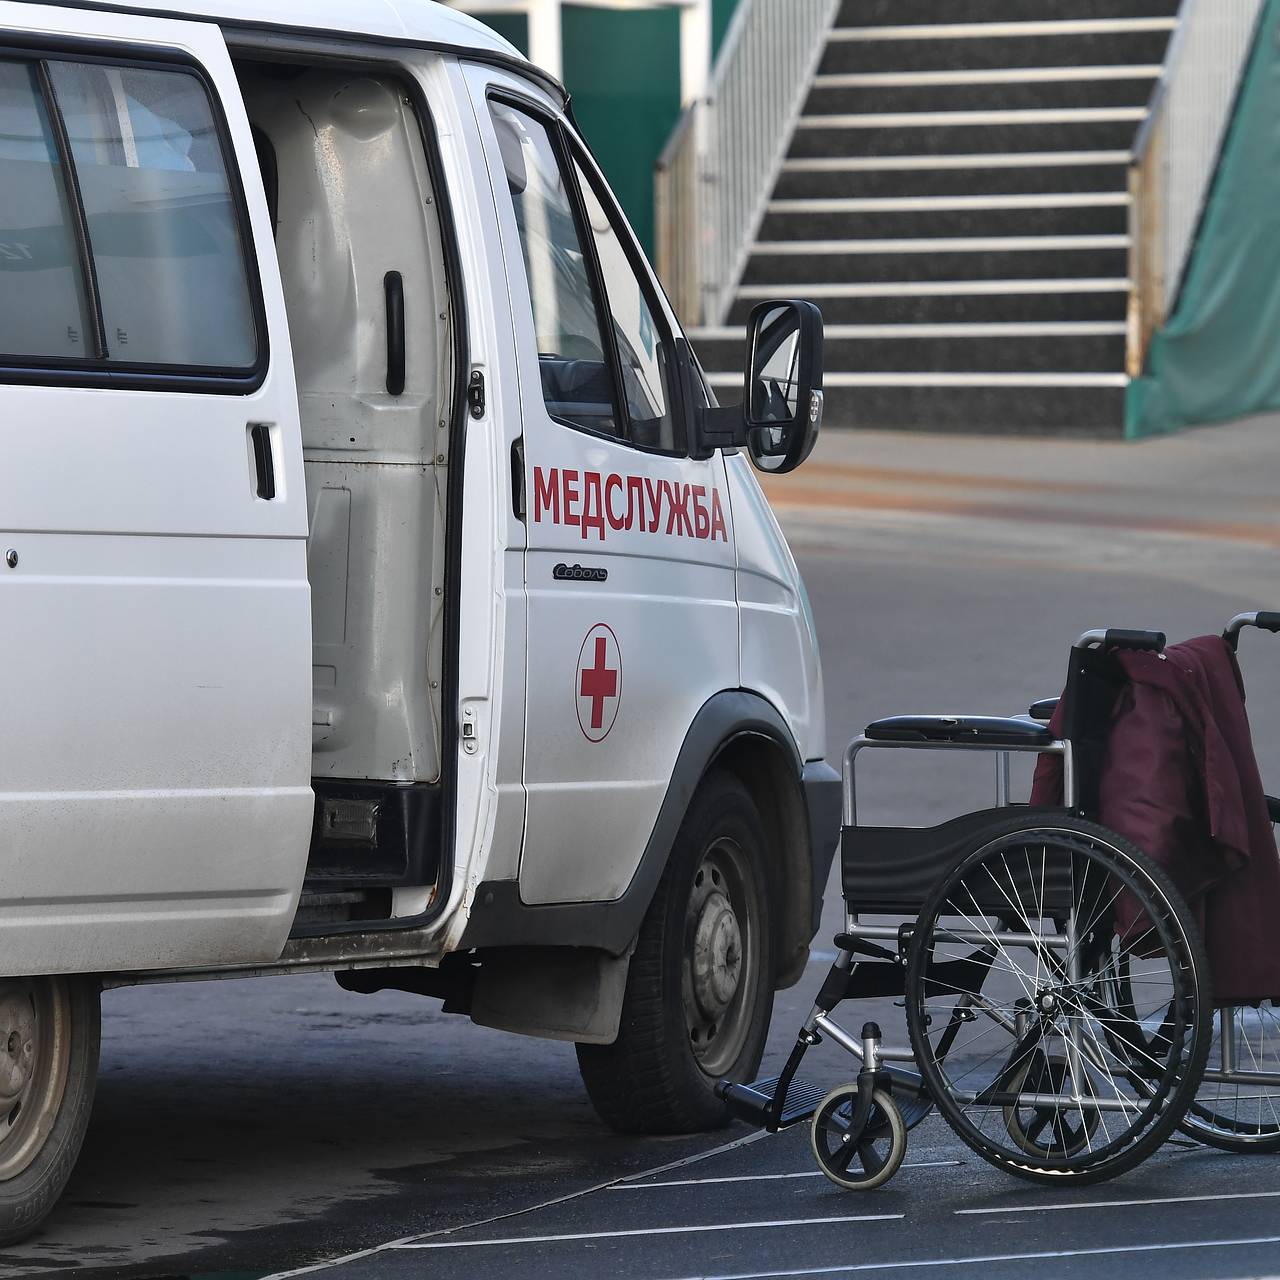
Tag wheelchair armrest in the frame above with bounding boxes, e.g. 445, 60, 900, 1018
864, 714, 1054, 748
1028, 698, 1059, 723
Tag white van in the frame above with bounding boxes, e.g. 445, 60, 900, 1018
0, 0, 836, 1240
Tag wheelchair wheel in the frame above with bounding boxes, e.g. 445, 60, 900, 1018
904, 814, 1211, 1185
810, 1085, 906, 1191
1180, 1003, 1280, 1152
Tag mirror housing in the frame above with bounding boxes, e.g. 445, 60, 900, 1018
687, 300, 824, 473
744, 299, 823, 474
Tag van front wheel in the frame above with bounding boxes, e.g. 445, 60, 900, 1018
0, 976, 100, 1245
577, 771, 774, 1132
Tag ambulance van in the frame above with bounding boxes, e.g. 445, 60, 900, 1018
0, 0, 837, 1239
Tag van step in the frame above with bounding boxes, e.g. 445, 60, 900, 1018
718, 1075, 829, 1129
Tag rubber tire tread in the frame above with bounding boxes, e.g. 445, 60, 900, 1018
576, 770, 774, 1134
0, 977, 101, 1245
905, 813, 1212, 1187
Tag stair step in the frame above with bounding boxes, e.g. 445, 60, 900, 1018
707, 377, 1128, 435
791, 117, 1143, 158
821, 30, 1174, 74
742, 238, 1128, 285
700, 1, 1178, 438
727, 282, 1128, 326
837, 0, 1182, 24
759, 198, 1127, 241
774, 153, 1130, 199
696, 326, 1125, 375
806, 74, 1159, 115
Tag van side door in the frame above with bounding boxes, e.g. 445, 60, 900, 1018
464, 67, 738, 908
0, 5, 312, 973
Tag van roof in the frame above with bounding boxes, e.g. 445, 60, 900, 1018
54, 0, 561, 99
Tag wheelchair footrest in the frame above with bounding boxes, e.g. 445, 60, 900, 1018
718, 1075, 828, 1130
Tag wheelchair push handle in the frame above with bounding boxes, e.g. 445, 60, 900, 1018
1074, 628, 1166, 653
1225, 611, 1280, 650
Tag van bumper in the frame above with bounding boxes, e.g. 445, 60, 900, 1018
802, 760, 842, 936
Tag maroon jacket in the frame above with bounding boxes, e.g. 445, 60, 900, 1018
1031, 635, 1280, 1002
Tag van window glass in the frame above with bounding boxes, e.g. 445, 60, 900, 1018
571, 158, 675, 453
48, 61, 257, 369
0, 61, 93, 360
487, 100, 619, 438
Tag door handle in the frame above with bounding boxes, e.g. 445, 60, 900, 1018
384, 271, 406, 397
249, 422, 276, 500
511, 437, 525, 519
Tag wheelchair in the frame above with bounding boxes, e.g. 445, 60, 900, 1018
719, 613, 1280, 1189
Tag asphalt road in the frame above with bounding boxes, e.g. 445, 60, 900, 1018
9, 426, 1280, 1279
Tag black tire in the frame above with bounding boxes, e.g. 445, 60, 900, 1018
905, 814, 1211, 1186
0, 976, 100, 1245
577, 771, 775, 1132
810, 1086, 907, 1191
1178, 1002, 1280, 1152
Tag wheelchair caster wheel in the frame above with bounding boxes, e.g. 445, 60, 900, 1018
1003, 1051, 1100, 1159
810, 1085, 907, 1191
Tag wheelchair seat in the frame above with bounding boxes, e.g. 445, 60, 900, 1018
864, 714, 1054, 748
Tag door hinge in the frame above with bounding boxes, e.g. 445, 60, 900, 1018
468, 369, 486, 420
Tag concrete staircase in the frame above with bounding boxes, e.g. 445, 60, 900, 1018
692, 1, 1183, 434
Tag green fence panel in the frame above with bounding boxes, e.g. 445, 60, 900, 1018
1127, 0, 1280, 438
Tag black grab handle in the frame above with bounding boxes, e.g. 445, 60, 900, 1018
1225, 611, 1280, 649
1104, 629, 1166, 652
384, 270, 405, 397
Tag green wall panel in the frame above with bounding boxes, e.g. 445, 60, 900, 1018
1127, 1, 1280, 437
473, 13, 529, 54
562, 5, 682, 256
713, 0, 739, 53
460, 3, 744, 258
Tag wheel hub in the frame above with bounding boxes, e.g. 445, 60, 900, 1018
0, 992, 36, 1105
692, 892, 742, 1020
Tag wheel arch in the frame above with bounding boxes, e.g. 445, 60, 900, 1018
706, 725, 814, 991
459, 690, 824, 984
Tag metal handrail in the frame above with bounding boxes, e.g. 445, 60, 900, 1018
656, 0, 839, 328
1127, 0, 1265, 376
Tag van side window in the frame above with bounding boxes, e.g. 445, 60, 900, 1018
489, 100, 620, 439
0, 61, 93, 359
47, 61, 258, 370
0, 52, 260, 382
569, 157, 675, 453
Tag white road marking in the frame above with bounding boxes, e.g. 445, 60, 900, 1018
768, 192, 1128, 212
394, 1214, 905, 1250
957, 1188, 1280, 1215
664, 1234, 1280, 1280
609, 1162, 960, 1190
735, 278, 1129, 298
814, 66, 1162, 88
783, 151, 1130, 171
830, 18, 1177, 41
258, 1127, 774, 1277
798, 107, 1146, 128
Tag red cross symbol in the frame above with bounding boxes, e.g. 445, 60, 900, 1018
576, 624, 622, 742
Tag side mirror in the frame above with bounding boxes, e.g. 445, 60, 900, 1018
744, 300, 824, 475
